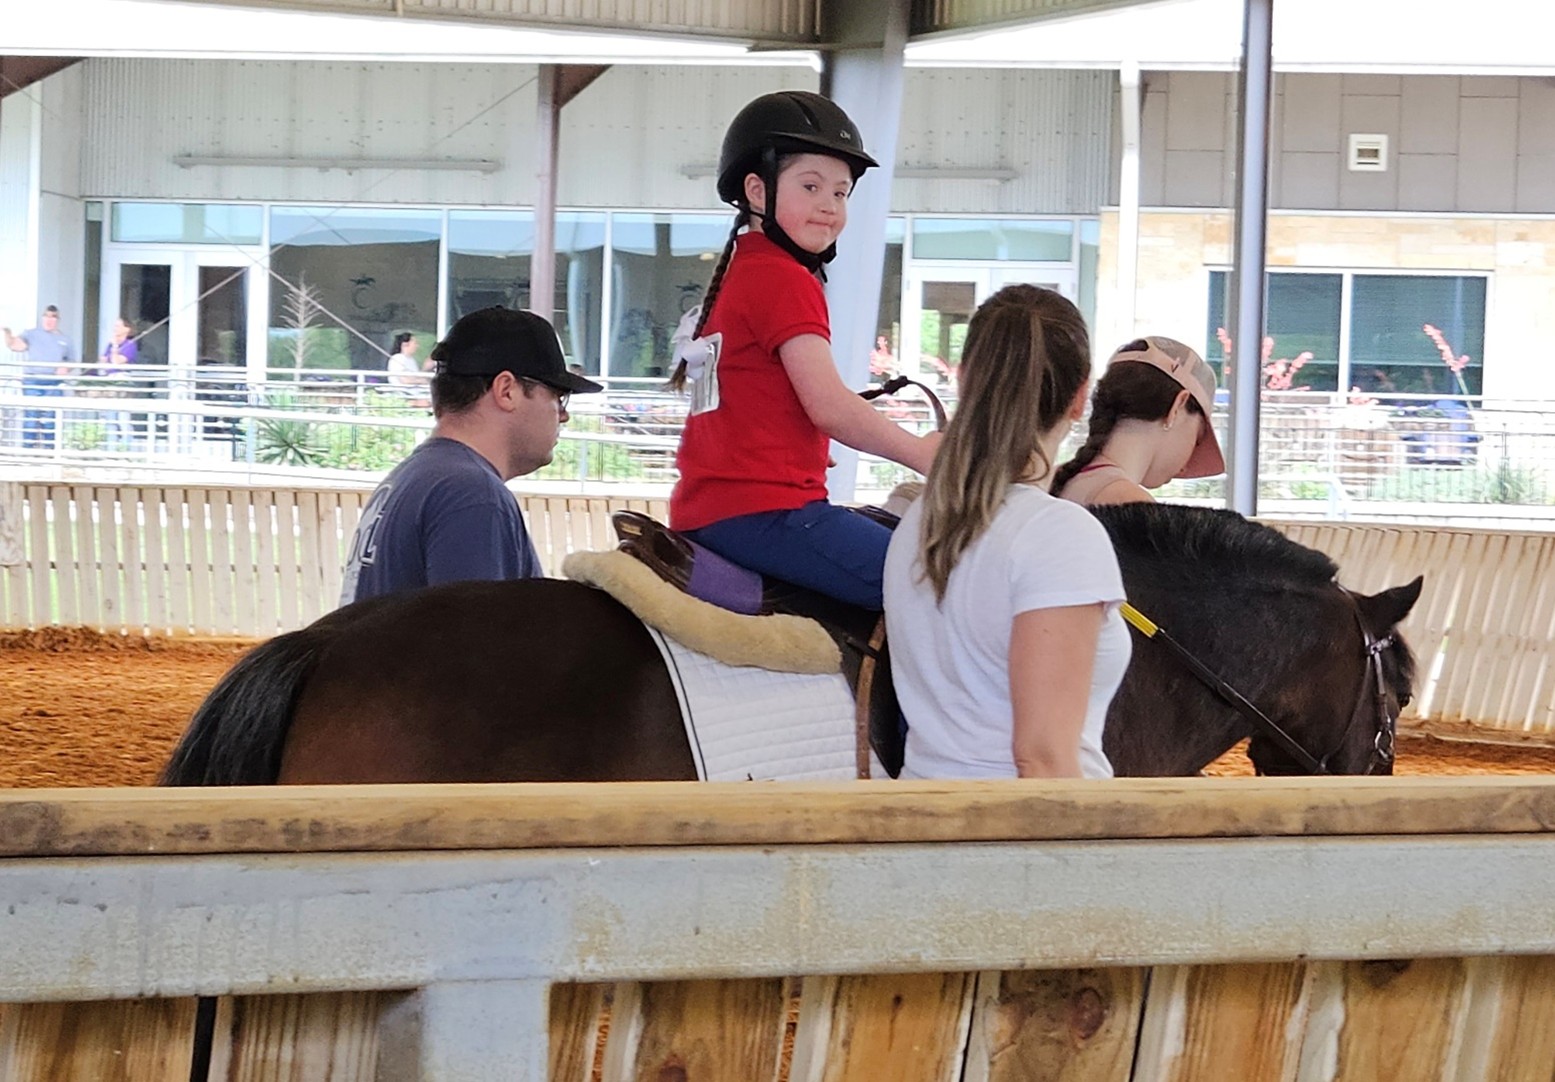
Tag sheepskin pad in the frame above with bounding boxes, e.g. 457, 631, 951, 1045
562, 548, 841, 675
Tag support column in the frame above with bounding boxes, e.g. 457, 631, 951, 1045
820, 0, 910, 502
531, 66, 560, 326
1226, 0, 1274, 516
0, 75, 44, 334
377, 980, 551, 1082
1115, 61, 1143, 349
530, 66, 608, 338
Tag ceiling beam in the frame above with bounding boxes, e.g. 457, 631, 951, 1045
0, 57, 82, 100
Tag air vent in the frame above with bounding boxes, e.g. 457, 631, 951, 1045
1348, 134, 1389, 172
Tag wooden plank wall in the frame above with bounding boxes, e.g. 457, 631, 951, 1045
2, 486, 1549, 738
8, 958, 1555, 1081
0, 483, 368, 638
0, 484, 666, 639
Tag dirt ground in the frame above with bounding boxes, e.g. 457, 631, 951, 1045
3, 631, 1555, 788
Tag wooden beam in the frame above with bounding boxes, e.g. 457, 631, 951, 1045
556, 64, 609, 109
6, 776, 1555, 858
8, 834, 1555, 1002
0, 57, 81, 101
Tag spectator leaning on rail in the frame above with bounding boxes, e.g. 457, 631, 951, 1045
338, 306, 602, 606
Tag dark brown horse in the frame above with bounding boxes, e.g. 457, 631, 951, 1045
161, 503, 1421, 786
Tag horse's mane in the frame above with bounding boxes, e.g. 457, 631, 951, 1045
1088, 502, 1337, 591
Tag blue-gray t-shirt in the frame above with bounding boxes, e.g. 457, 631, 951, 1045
340, 437, 542, 606
19, 327, 75, 380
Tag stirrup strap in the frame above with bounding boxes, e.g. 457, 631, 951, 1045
853, 616, 889, 779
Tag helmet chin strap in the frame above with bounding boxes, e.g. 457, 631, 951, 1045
746, 147, 836, 280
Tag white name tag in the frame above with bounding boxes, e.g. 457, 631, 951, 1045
687, 333, 724, 417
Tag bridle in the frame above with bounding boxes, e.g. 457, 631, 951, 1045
1121, 586, 1401, 776
1322, 588, 1399, 776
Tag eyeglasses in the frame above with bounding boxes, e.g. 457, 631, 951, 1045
521, 378, 569, 413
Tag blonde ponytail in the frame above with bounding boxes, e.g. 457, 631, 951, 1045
917, 285, 1091, 601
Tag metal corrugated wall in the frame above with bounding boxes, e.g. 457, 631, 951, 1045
81, 59, 541, 205
894, 67, 1112, 213
911, 0, 1149, 35
189, 0, 816, 41
80, 59, 1113, 215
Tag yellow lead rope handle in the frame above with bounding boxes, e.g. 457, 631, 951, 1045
1120, 602, 1158, 638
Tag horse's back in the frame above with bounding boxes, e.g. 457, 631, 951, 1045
279, 578, 695, 784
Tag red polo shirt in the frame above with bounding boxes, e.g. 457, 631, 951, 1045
670, 232, 832, 532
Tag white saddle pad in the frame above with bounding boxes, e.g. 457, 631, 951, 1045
645, 626, 878, 781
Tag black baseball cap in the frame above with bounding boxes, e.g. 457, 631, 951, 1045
431, 306, 603, 394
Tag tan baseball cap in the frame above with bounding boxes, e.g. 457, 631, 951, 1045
1109, 336, 1225, 479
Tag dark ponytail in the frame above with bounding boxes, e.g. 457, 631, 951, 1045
1050, 362, 1199, 497
668, 211, 748, 392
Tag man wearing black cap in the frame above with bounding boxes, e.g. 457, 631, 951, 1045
339, 306, 602, 606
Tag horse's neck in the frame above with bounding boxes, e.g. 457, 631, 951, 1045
1108, 581, 1337, 777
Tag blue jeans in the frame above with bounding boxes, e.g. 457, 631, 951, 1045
687, 500, 893, 610
22, 379, 63, 449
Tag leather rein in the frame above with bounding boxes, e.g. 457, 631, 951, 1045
1121, 587, 1399, 776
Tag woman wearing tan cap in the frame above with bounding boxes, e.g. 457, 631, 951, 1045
1051, 336, 1225, 506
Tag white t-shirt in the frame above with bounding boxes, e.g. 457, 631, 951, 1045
882, 485, 1131, 780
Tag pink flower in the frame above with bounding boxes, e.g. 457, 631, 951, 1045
1422, 324, 1473, 391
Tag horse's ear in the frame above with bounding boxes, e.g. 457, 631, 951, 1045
1357, 575, 1424, 631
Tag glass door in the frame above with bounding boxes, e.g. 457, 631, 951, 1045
103, 249, 260, 453
902, 268, 988, 388
989, 266, 1077, 300
192, 261, 250, 446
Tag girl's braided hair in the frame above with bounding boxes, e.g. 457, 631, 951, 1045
667, 210, 747, 393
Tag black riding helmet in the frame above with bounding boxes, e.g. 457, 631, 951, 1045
716, 90, 879, 203
715, 90, 879, 274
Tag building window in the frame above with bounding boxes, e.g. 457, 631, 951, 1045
267, 206, 441, 372
111, 203, 263, 246
1206, 270, 1485, 397
910, 218, 1073, 262
1207, 271, 1343, 392
446, 210, 606, 375
1349, 275, 1485, 397
608, 213, 726, 379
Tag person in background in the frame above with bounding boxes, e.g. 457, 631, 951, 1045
386, 331, 428, 408
4, 305, 76, 449
884, 285, 1128, 780
98, 316, 138, 450
1050, 336, 1225, 507
339, 307, 602, 606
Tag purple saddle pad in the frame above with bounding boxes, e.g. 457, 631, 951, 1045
684, 538, 764, 616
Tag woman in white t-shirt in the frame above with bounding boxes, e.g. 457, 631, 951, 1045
882, 285, 1131, 780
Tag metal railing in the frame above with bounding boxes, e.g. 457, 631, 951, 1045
3, 369, 1553, 518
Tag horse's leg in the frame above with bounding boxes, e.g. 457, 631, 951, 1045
279, 580, 697, 783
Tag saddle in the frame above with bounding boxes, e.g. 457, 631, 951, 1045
612, 510, 905, 778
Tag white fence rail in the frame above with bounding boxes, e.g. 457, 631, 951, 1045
3, 482, 1552, 741
0, 481, 665, 637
